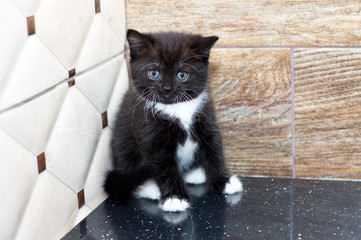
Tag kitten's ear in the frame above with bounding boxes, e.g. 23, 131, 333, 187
127, 29, 154, 58
190, 36, 219, 59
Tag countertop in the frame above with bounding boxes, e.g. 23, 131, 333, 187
63, 177, 361, 239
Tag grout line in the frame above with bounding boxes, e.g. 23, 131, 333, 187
213, 46, 361, 50
290, 178, 295, 240
241, 175, 361, 182
71, 15, 96, 71
0, 51, 125, 116
213, 46, 290, 49
125, 0, 128, 32
291, 47, 296, 178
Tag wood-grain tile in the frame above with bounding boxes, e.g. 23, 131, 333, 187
294, 49, 361, 179
209, 49, 292, 177
126, 0, 361, 47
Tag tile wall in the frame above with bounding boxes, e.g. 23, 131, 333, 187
1, 0, 361, 239
0, 0, 127, 239
127, 0, 361, 179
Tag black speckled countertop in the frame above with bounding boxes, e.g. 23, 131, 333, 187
63, 177, 361, 239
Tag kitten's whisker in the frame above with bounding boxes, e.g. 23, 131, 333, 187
180, 92, 187, 102
144, 100, 150, 125
178, 92, 185, 102
176, 92, 182, 103
132, 89, 151, 121
181, 92, 192, 102
150, 91, 157, 120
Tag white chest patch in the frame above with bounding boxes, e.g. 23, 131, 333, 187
153, 91, 208, 131
177, 137, 199, 171
152, 91, 207, 171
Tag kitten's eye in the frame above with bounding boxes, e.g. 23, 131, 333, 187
148, 70, 160, 80
176, 72, 189, 81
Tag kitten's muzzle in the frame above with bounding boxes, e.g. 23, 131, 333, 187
162, 86, 172, 95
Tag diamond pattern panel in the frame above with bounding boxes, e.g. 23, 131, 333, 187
76, 55, 123, 113
0, 36, 68, 111
0, 0, 27, 99
74, 205, 92, 226
0, 0, 127, 238
36, 0, 95, 69
15, 171, 78, 240
101, 0, 126, 43
0, 84, 68, 155
107, 61, 129, 129
0, 129, 38, 240
45, 87, 102, 193
84, 127, 112, 210
76, 14, 124, 72
11, 0, 42, 16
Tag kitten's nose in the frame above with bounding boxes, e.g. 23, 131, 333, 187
162, 86, 172, 94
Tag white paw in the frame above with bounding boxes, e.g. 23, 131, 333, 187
134, 179, 161, 200
223, 175, 243, 194
163, 211, 189, 224
225, 192, 243, 206
160, 197, 190, 212
184, 167, 206, 185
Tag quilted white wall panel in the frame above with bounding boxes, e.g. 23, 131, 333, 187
76, 55, 123, 113
15, 171, 79, 240
0, 129, 38, 240
84, 127, 112, 210
0, 0, 127, 239
76, 14, 124, 72
0, 1, 28, 101
0, 84, 68, 155
101, 0, 127, 42
0, 35, 68, 111
45, 86, 103, 193
108, 61, 129, 129
11, 0, 42, 16
36, 0, 95, 70
74, 205, 92, 226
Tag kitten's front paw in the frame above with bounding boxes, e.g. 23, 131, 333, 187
225, 192, 243, 206
223, 175, 243, 194
160, 197, 190, 212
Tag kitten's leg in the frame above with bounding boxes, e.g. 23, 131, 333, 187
204, 151, 243, 194
134, 178, 161, 200
156, 166, 190, 212
183, 167, 206, 185
200, 130, 243, 194
223, 175, 243, 194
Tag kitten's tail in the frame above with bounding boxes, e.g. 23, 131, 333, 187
104, 166, 153, 203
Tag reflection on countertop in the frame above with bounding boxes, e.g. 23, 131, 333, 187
63, 177, 361, 239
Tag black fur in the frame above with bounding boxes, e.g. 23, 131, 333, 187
104, 29, 230, 204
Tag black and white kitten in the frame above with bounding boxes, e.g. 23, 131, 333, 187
104, 29, 242, 212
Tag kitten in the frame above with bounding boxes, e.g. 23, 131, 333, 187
104, 29, 242, 212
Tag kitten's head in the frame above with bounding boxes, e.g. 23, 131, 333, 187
127, 29, 218, 104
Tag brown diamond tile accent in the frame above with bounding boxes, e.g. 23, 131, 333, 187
102, 111, 108, 129
95, 0, 101, 13
68, 79, 76, 87
68, 68, 76, 78
78, 189, 85, 208
27, 16, 36, 36
37, 152, 46, 174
